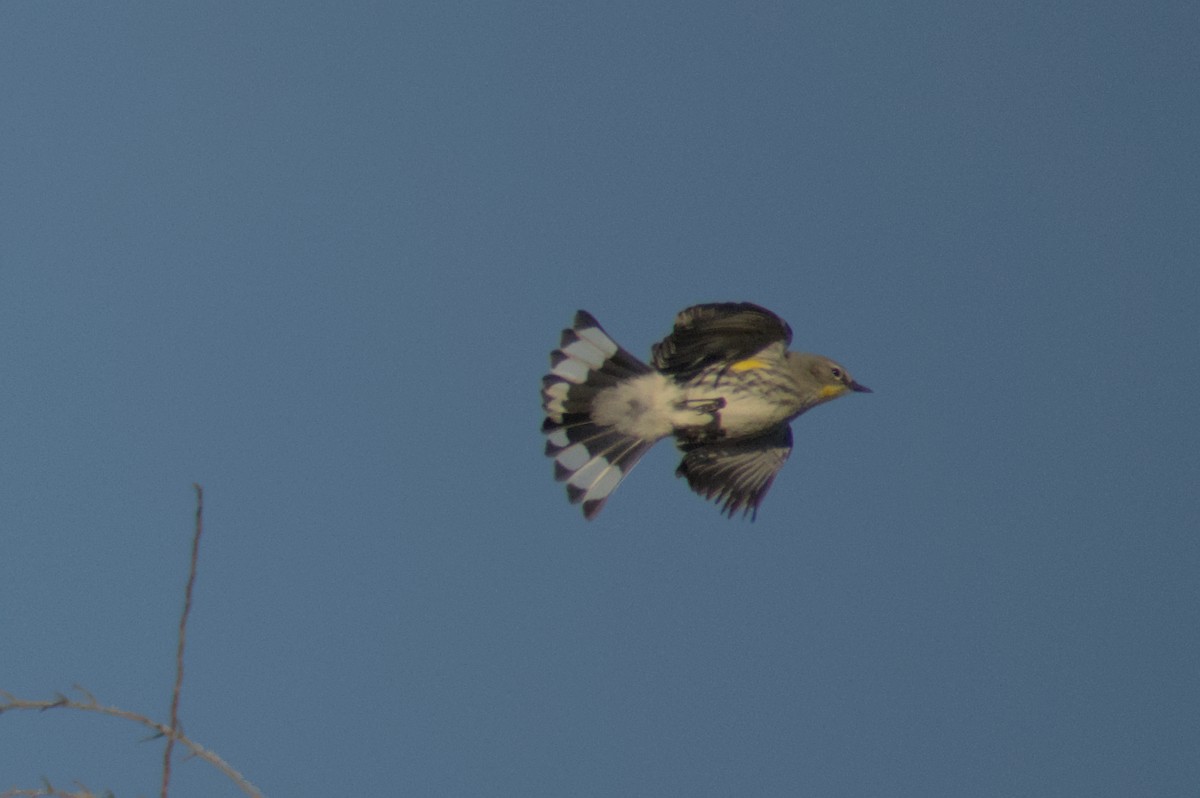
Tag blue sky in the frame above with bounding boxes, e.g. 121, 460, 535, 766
2, 2, 1197, 796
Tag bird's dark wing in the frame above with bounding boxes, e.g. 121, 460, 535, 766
675, 425, 793, 519
650, 302, 793, 378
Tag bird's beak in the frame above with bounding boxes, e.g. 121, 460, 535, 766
849, 380, 872, 394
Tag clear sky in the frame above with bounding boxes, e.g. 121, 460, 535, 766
2, 2, 1197, 796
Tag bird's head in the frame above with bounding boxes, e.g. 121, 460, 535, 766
789, 352, 872, 404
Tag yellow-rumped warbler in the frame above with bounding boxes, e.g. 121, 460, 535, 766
541, 303, 871, 519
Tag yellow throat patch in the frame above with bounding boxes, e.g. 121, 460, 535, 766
819, 384, 848, 399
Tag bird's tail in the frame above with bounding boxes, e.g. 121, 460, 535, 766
541, 311, 658, 519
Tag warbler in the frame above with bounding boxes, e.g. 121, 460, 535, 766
541, 302, 871, 519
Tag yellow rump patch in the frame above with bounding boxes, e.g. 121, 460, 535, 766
729, 358, 769, 372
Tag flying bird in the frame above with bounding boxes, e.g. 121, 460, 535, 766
540, 302, 871, 519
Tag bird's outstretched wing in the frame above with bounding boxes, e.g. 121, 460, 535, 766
650, 302, 792, 379
675, 425, 793, 519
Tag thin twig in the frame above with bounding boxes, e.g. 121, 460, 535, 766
161, 484, 205, 798
0, 690, 263, 798
0, 779, 103, 798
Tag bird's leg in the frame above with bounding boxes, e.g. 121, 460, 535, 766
678, 397, 725, 414
674, 397, 726, 443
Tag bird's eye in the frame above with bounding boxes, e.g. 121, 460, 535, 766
830, 367, 842, 379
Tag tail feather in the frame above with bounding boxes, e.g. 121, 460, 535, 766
546, 422, 633, 471
553, 431, 655, 519
558, 327, 648, 380
541, 376, 598, 418
541, 311, 658, 519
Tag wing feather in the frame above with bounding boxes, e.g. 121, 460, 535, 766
675, 425, 793, 519
651, 302, 792, 379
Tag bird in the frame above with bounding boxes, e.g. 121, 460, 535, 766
540, 302, 871, 520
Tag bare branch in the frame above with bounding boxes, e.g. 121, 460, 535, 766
161, 484, 205, 798
0, 779, 106, 798
2, 486, 266, 798
0, 688, 263, 798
